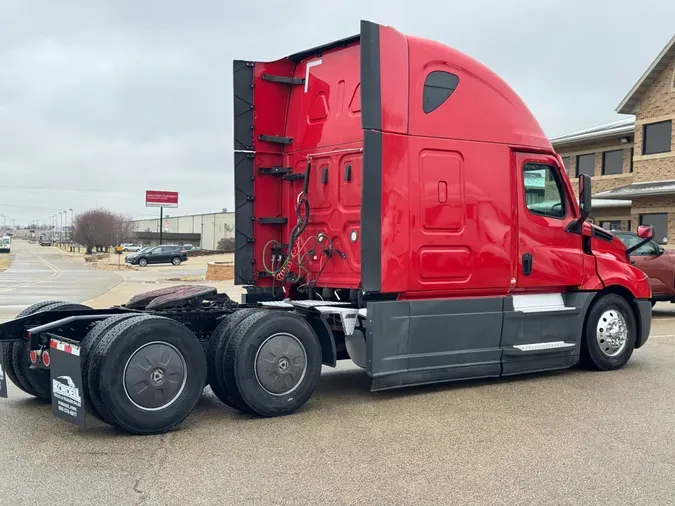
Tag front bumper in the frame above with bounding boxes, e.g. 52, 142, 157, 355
635, 299, 652, 348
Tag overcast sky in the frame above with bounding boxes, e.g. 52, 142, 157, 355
1, 0, 674, 226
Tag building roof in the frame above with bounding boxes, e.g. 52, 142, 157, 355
616, 34, 675, 114
593, 179, 675, 199
550, 118, 635, 147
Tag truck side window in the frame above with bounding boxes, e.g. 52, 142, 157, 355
423, 71, 459, 113
523, 163, 565, 219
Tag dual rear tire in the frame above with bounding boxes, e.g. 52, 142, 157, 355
2, 301, 91, 402
81, 314, 206, 434
207, 310, 323, 417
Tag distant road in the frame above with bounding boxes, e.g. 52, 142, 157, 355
0, 240, 121, 322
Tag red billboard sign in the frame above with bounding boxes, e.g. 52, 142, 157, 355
146, 190, 178, 208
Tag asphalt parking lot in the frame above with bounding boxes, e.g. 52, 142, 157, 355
2, 242, 675, 505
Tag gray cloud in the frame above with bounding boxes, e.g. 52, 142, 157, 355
1, 0, 674, 224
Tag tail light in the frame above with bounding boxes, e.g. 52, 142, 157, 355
42, 350, 51, 367
29, 350, 38, 364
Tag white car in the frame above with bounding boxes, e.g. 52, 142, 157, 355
123, 244, 143, 252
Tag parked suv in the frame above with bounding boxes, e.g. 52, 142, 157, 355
614, 231, 675, 305
125, 245, 188, 267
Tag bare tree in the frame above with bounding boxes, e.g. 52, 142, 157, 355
72, 208, 134, 254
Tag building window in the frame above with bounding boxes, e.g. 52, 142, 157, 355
640, 213, 668, 244
561, 156, 571, 174
630, 147, 634, 172
602, 150, 623, 175
643, 120, 672, 155
599, 220, 621, 231
576, 153, 595, 177
422, 71, 459, 114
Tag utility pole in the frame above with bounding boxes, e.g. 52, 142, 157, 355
69, 208, 74, 244
159, 207, 163, 245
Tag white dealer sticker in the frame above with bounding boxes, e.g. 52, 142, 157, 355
52, 376, 82, 407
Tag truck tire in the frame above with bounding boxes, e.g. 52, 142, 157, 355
208, 308, 264, 412
206, 313, 235, 404
2, 301, 63, 396
10, 301, 91, 402
223, 311, 322, 417
90, 315, 207, 435
82, 314, 141, 423
581, 294, 637, 371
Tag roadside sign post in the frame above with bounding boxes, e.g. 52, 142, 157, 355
145, 191, 178, 246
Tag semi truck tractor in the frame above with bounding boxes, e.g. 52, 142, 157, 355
0, 20, 654, 435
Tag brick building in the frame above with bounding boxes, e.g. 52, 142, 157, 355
552, 34, 675, 244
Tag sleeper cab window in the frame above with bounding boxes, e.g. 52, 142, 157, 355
423, 71, 459, 113
523, 163, 566, 219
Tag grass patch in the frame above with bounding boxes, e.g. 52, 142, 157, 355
0, 254, 12, 272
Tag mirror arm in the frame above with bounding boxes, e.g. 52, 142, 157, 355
566, 174, 591, 234
565, 215, 586, 233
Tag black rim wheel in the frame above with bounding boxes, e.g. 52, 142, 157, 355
123, 342, 187, 411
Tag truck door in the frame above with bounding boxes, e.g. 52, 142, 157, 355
515, 153, 584, 289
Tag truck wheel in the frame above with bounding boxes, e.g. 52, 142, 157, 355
2, 301, 63, 396
90, 315, 206, 435
581, 294, 636, 371
138, 258, 148, 267
208, 308, 264, 412
82, 314, 141, 423
11, 301, 91, 402
223, 311, 322, 417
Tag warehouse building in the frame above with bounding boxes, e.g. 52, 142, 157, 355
129, 211, 234, 250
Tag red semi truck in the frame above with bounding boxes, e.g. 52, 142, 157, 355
0, 21, 654, 434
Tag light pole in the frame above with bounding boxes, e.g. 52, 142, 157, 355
69, 208, 74, 244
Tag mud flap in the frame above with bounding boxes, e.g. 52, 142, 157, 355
50, 338, 85, 427
0, 347, 7, 398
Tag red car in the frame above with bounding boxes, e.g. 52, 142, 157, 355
615, 231, 674, 305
